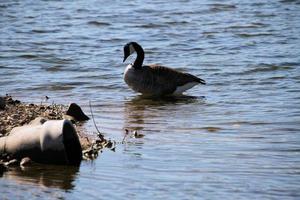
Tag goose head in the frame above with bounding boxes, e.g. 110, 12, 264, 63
123, 42, 143, 62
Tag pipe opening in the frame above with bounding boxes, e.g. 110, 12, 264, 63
62, 121, 82, 166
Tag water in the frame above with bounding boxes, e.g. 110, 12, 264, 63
1, 0, 300, 199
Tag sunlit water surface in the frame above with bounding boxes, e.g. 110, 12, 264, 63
1, 0, 300, 199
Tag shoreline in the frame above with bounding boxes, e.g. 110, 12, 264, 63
0, 95, 92, 148
0, 95, 115, 167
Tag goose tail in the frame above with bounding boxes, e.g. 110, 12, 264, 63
196, 77, 206, 85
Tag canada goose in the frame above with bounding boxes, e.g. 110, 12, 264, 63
123, 42, 206, 96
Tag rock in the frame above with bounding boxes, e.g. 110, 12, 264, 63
0, 97, 5, 110
20, 157, 32, 166
133, 130, 144, 138
0, 162, 7, 175
66, 103, 89, 121
5, 159, 19, 166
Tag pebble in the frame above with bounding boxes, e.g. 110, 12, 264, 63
0, 162, 7, 174
0, 97, 5, 110
20, 157, 32, 166
133, 130, 144, 138
66, 103, 90, 121
5, 159, 19, 166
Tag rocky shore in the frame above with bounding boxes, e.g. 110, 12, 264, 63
0, 95, 65, 136
0, 95, 115, 169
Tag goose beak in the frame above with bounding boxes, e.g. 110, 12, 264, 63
123, 56, 127, 63
123, 43, 131, 62
199, 78, 206, 85
123, 50, 130, 62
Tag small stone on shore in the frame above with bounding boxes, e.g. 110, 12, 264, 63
66, 103, 90, 121
0, 162, 7, 174
0, 97, 5, 110
5, 159, 19, 167
20, 157, 32, 166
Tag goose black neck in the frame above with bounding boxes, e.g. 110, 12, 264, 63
133, 44, 144, 69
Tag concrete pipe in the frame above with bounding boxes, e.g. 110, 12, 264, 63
0, 119, 82, 166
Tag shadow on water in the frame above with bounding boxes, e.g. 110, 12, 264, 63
2, 164, 79, 191
123, 95, 206, 131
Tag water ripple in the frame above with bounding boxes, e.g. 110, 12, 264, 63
1, 0, 300, 199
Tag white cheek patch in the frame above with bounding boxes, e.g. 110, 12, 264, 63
129, 44, 135, 54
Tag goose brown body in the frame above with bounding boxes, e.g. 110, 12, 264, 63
123, 42, 205, 96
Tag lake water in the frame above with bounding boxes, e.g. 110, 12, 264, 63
1, 0, 300, 199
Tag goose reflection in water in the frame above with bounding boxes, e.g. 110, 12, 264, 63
123, 95, 204, 132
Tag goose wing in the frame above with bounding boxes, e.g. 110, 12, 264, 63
147, 64, 205, 85
140, 64, 205, 94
